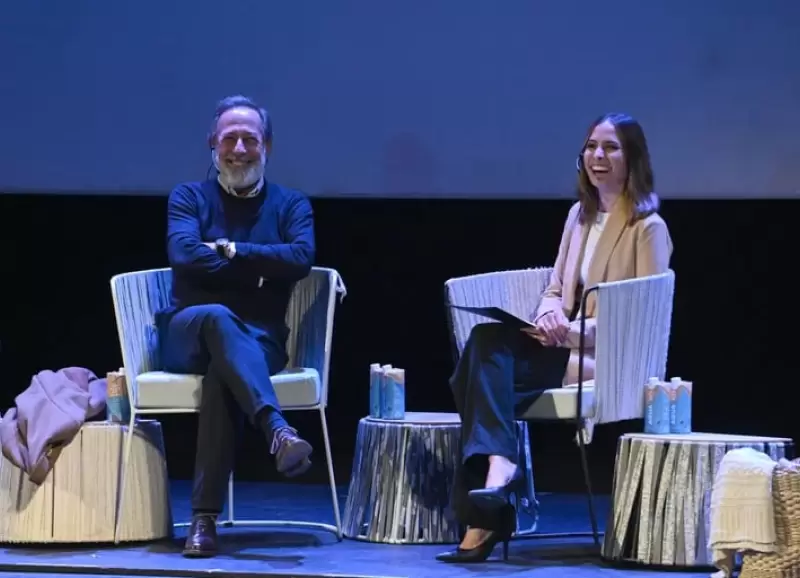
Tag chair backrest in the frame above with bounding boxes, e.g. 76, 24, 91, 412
592, 270, 675, 425
444, 267, 554, 360
110, 267, 345, 407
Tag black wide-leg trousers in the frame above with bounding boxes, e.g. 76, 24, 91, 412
449, 322, 569, 531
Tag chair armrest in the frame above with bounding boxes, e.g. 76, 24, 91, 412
286, 267, 346, 408
591, 270, 675, 425
110, 267, 173, 406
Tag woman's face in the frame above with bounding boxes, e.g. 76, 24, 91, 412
582, 120, 627, 192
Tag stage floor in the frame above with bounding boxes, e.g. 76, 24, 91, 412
0, 481, 711, 578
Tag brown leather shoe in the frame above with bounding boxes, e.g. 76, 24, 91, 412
182, 515, 218, 558
271, 426, 312, 477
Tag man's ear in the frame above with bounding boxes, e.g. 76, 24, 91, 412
208, 134, 216, 150
264, 138, 273, 156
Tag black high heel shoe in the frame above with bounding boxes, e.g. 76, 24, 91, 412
467, 466, 525, 510
435, 531, 511, 563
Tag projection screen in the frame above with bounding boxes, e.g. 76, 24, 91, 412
0, 0, 798, 199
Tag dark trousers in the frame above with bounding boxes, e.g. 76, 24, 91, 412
158, 304, 288, 514
449, 322, 570, 531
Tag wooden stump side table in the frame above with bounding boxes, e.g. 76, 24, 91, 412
342, 412, 537, 544
0, 420, 172, 543
601, 432, 794, 568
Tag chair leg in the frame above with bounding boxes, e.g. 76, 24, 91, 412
318, 407, 342, 540
114, 413, 137, 544
222, 472, 235, 527
577, 423, 601, 546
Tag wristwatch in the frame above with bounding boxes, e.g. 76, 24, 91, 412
215, 238, 230, 257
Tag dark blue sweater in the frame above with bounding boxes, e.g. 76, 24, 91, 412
164, 178, 315, 337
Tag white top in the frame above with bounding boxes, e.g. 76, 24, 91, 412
579, 212, 610, 285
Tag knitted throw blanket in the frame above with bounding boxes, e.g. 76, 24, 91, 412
708, 447, 778, 578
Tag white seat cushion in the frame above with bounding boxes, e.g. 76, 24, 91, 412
135, 367, 321, 410
520, 381, 595, 420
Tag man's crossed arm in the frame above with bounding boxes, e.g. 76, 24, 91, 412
166, 185, 316, 285
167, 185, 233, 279
232, 194, 315, 282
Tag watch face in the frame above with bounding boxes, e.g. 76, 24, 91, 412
215, 238, 229, 256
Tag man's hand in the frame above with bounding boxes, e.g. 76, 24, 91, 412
203, 241, 236, 258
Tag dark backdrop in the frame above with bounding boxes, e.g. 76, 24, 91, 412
1, 195, 791, 494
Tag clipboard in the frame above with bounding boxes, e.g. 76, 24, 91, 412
449, 305, 542, 333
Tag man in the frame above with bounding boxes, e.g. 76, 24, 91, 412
157, 95, 316, 558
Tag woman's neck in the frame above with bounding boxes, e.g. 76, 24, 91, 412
597, 188, 622, 212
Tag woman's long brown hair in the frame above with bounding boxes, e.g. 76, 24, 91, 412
576, 112, 660, 225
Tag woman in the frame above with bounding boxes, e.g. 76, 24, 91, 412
436, 112, 673, 563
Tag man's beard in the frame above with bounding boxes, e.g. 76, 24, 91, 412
213, 150, 267, 190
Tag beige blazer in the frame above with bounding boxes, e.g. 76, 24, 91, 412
534, 200, 673, 385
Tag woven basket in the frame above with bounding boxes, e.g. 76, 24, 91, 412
741, 459, 800, 578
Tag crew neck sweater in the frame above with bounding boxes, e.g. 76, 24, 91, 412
164, 178, 315, 336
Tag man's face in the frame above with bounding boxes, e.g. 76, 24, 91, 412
212, 106, 271, 190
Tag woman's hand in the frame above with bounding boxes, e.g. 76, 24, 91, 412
532, 310, 570, 346
520, 326, 545, 343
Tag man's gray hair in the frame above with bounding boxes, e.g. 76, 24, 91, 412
208, 94, 273, 144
